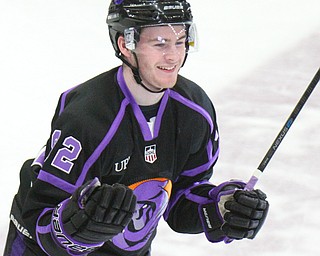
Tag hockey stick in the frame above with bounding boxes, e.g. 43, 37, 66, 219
245, 67, 320, 190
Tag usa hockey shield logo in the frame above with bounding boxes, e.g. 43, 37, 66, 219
144, 145, 157, 164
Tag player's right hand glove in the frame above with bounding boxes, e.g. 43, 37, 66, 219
51, 178, 136, 253
198, 181, 269, 243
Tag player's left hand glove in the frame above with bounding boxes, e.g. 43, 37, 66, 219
198, 181, 269, 243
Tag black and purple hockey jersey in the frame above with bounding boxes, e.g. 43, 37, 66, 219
6, 66, 219, 255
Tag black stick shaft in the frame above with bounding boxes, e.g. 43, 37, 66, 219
245, 68, 320, 190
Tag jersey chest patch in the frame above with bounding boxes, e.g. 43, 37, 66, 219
114, 156, 131, 172
144, 144, 157, 164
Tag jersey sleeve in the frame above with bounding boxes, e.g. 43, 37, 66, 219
164, 98, 219, 234
21, 89, 107, 255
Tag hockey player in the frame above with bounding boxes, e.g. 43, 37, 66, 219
4, 0, 269, 255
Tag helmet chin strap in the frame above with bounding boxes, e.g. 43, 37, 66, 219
116, 52, 166, 94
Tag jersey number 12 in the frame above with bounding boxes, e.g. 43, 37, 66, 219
51, 130, 82, 174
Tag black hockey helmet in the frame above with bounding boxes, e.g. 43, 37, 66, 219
106, 0, 196, 93
107, 0, 194, 55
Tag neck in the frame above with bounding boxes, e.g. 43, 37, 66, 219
122, 65, 165, 106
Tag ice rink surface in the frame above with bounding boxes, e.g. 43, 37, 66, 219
1, 0, 319, 255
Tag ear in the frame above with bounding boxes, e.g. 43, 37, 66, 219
117, 35, 132, 58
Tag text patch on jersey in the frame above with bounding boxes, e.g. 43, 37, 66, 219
144, 145, 157, 164
114, 156, 131, 172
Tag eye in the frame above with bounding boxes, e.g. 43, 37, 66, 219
176, 40, 185, 47
154, 43, 166, 48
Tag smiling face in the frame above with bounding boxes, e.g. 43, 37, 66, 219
130, 25, 187, 90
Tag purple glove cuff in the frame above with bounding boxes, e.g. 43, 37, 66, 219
77, 177, 101, 209
198, 180, 246, 243
208, 180, 246, 202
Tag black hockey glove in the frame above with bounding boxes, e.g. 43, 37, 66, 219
51, 178, 136, 253
199, 181, 269, 243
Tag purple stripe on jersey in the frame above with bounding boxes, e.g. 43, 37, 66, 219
168, 90, 218, 177
38, 170, 77, 194
130, 101, 153, 141
117, 66, 133, 102
117, 67, 152, 141
168, 90, 214, 133
117, 66, 170, 141
36, 208, 52, 255
11, 233, 27, 255
180, 147, 219, 177
76, 98, 130, 187
59, 86, 78, 116
36, 223, 51, 234
154, 90, 169, 138
163, 180, 211, 220
207, 139, 213, 160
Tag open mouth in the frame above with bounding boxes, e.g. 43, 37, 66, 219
158, 65, 176, 71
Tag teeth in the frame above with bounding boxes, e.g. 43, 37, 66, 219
159, 66, 175, 71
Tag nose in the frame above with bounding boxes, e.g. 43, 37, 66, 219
163, 45, 182, 62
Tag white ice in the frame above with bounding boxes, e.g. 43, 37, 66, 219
1, 0, 320, 255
